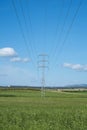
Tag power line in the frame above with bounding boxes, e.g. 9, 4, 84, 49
50, 0, 72, 58
11, 0, 35, 66
19, 0, 38, 59
48, 0, 65, 55
19, 0, 29, 34
25, 0, 38, 56
43, 0, 48, 54
52, 0, 83, 68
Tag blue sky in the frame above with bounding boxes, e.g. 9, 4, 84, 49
0, 0, 87, 86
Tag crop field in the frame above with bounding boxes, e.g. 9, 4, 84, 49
0, 88, 87, 130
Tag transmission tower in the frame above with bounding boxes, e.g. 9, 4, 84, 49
38, 54, 49, 97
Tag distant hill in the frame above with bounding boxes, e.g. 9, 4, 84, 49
0, 84, 87, 89
64, 84, 87, 89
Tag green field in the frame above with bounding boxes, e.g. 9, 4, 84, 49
0, 88, 87, 130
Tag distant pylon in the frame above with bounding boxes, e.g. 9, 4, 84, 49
38, 54, 49, 97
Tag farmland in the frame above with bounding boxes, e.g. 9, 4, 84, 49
0, 88, 87, 130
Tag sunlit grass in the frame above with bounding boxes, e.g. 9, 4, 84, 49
0, 88, 87, 130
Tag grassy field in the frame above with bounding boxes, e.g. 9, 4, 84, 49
0, 88, 87, 130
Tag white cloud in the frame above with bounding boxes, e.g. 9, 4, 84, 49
10, 57, 30, 62
22, 58, 30, 62
71, 64, 83, 70
10, 57, 21, 62
63, 63, 73, 68
63, 63, 87, 71
0, 47, 17, 57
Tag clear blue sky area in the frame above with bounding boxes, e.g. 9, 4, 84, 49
0, 0, 87, 86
